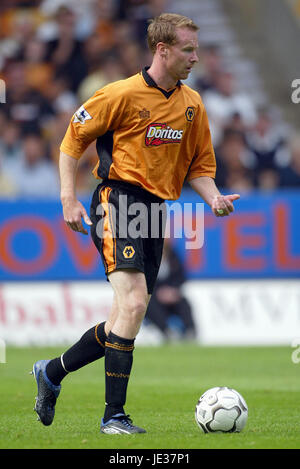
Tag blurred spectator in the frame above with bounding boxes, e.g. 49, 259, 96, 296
6, 132, 60, 198
43, 6, 88, 92
82, 31, 114, 72
18, 36, 53, 94
39, 0, 98, 40
195, 44, 223, 94
47, 107, 76, 163
0, 119, 23, 165
145, 240, 196, 341
77, 52, 125, 103
0, 119, 23, 196
43, 75, 78, 116
0, 6, 43, 66
0, 162, 18, 197
118, 0, 168, 46
118, 41, 146, 76
0, 111, 6, 140
202, 70, 257, 146
93, 0, 121, 52
256, 169, 280, 191
4, 61, 54, 134
246, 109, 287, 183
214, 129, 255, 192
279, 135, 300, 188
113, 19, 136, 47
0, 126, 19, 197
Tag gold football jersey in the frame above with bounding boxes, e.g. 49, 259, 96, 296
60, 68, 216, 200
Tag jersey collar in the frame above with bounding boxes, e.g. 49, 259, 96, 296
142, 66, 181, 99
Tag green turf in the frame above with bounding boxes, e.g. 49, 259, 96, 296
0, 344, 299, 449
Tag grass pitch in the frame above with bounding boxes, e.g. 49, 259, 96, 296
0, 344, 299, 449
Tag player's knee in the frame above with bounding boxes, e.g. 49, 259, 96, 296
129, 295, 148, 321
121, 292, 148, 324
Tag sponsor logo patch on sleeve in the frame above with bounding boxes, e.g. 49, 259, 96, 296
73, 105, 92, 124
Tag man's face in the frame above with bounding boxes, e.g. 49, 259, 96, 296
164, 27, 199, 82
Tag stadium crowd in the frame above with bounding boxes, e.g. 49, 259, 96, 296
0, 0, 299, 199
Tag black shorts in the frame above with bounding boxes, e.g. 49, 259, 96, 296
90, 179, 166, 294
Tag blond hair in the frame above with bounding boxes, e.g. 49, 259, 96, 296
147, 13, 199, 54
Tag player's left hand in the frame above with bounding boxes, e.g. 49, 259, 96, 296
211, 194, 240, 217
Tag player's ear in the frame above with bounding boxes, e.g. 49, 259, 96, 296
156, 42, 168, 59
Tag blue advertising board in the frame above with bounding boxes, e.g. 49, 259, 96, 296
0, 190, 299, 281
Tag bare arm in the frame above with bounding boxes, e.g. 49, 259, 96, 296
189, 176, 240, 217
59, 151, 92, 234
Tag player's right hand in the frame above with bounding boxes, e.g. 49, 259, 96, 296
62, 198, 93, 235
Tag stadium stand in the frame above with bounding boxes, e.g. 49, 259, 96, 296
0, 0, 299, 197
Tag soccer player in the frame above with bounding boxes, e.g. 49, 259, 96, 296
32, 13, 240, 434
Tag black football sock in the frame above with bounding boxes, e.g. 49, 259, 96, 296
103, 331, 135, 422
46, 322, 107, 386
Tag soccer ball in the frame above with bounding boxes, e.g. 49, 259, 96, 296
195, 386, 248, 433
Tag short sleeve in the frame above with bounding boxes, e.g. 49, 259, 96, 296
60, 84, 127, 159
186, 104, 216, 181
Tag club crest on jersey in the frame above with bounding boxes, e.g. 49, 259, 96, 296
73, 105, 92, 124
145, 123, 183, 146
185, 106, 195, 122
